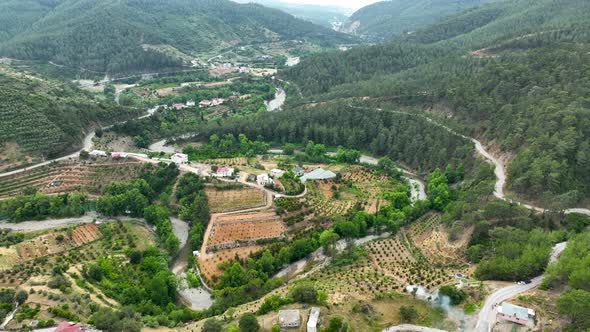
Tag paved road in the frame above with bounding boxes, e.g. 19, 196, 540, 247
474, 242, 567, 332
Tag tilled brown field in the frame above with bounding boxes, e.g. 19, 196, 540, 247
16, 224, 101, 261
205, 186, 266, 213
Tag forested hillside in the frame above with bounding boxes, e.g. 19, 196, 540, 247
0, 69, 138, 169
342, 0, 486, 40
285, 0, 590, 204
0, 0, 352, 74
193, 101, 476, 173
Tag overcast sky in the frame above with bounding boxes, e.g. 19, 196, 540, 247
280, 0, 382, 10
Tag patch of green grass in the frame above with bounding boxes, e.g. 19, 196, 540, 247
463, 303, 476, 315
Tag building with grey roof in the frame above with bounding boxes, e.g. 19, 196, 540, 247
497, 302, 535, 325
278, 309, 301, 328
299, 168, 337, 183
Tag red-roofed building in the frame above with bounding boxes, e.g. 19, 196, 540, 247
172, 103, 186, 110
54, 322, 83, 332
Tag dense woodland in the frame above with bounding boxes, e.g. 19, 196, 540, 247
194, 102, 476, 174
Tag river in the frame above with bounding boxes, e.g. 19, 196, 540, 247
169, 217, 214, 310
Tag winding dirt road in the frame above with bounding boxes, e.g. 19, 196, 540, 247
351, 103, 590, 216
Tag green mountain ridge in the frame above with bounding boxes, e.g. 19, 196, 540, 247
285, 0, 590, 203
0, 0, 352, 74
343, 0, 488, 41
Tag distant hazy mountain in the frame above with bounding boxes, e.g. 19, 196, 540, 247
0, 0, 353, 74
233, 0, 350, 29
342, 0, 487, 41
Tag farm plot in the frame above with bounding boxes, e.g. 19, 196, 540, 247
409, 213, 471, 266
0, 160, 144, 198
305, 167, 401, 217
16, 224, 101, 261
313, 235, 462, 301
199, 245, 264, 284
0, 221, 154, 288
206, 212, 285, 251
305, 181, 357, 217
367, 237, 457, 291
199, 211, 285, 283
204, 185, 266, 213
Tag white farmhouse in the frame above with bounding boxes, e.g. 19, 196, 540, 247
270, 168, 285, 178
257, 173, 271, 186
171, 153, 188, 164
215, 166, 235, 178
89, 150, 107, 157
186, 100, 196, 107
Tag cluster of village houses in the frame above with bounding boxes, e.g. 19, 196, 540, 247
170, 96, 234, 110
86, 151, 336, 186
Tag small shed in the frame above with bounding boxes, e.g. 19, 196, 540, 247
307, 307, 321, 332
278, 309, 301, 328
292, 166, 305, 176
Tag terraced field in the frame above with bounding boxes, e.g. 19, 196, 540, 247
0, 160, 145, 198
206, 212, 285, 251
408, 213, 471, 266
16, 224, 101, 261
312, 234, 467, 302
305, 167, 398, 217
204, 185, 266, 213
199, 211, 285, 284
0, 221, 154, 287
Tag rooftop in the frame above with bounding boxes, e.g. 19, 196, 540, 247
308, 307, 320, 326
278, 309, 300, 325
300, 168, 337, 182
498, 302, 533, 320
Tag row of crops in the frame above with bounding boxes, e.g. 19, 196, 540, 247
0, 161, 144, 198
